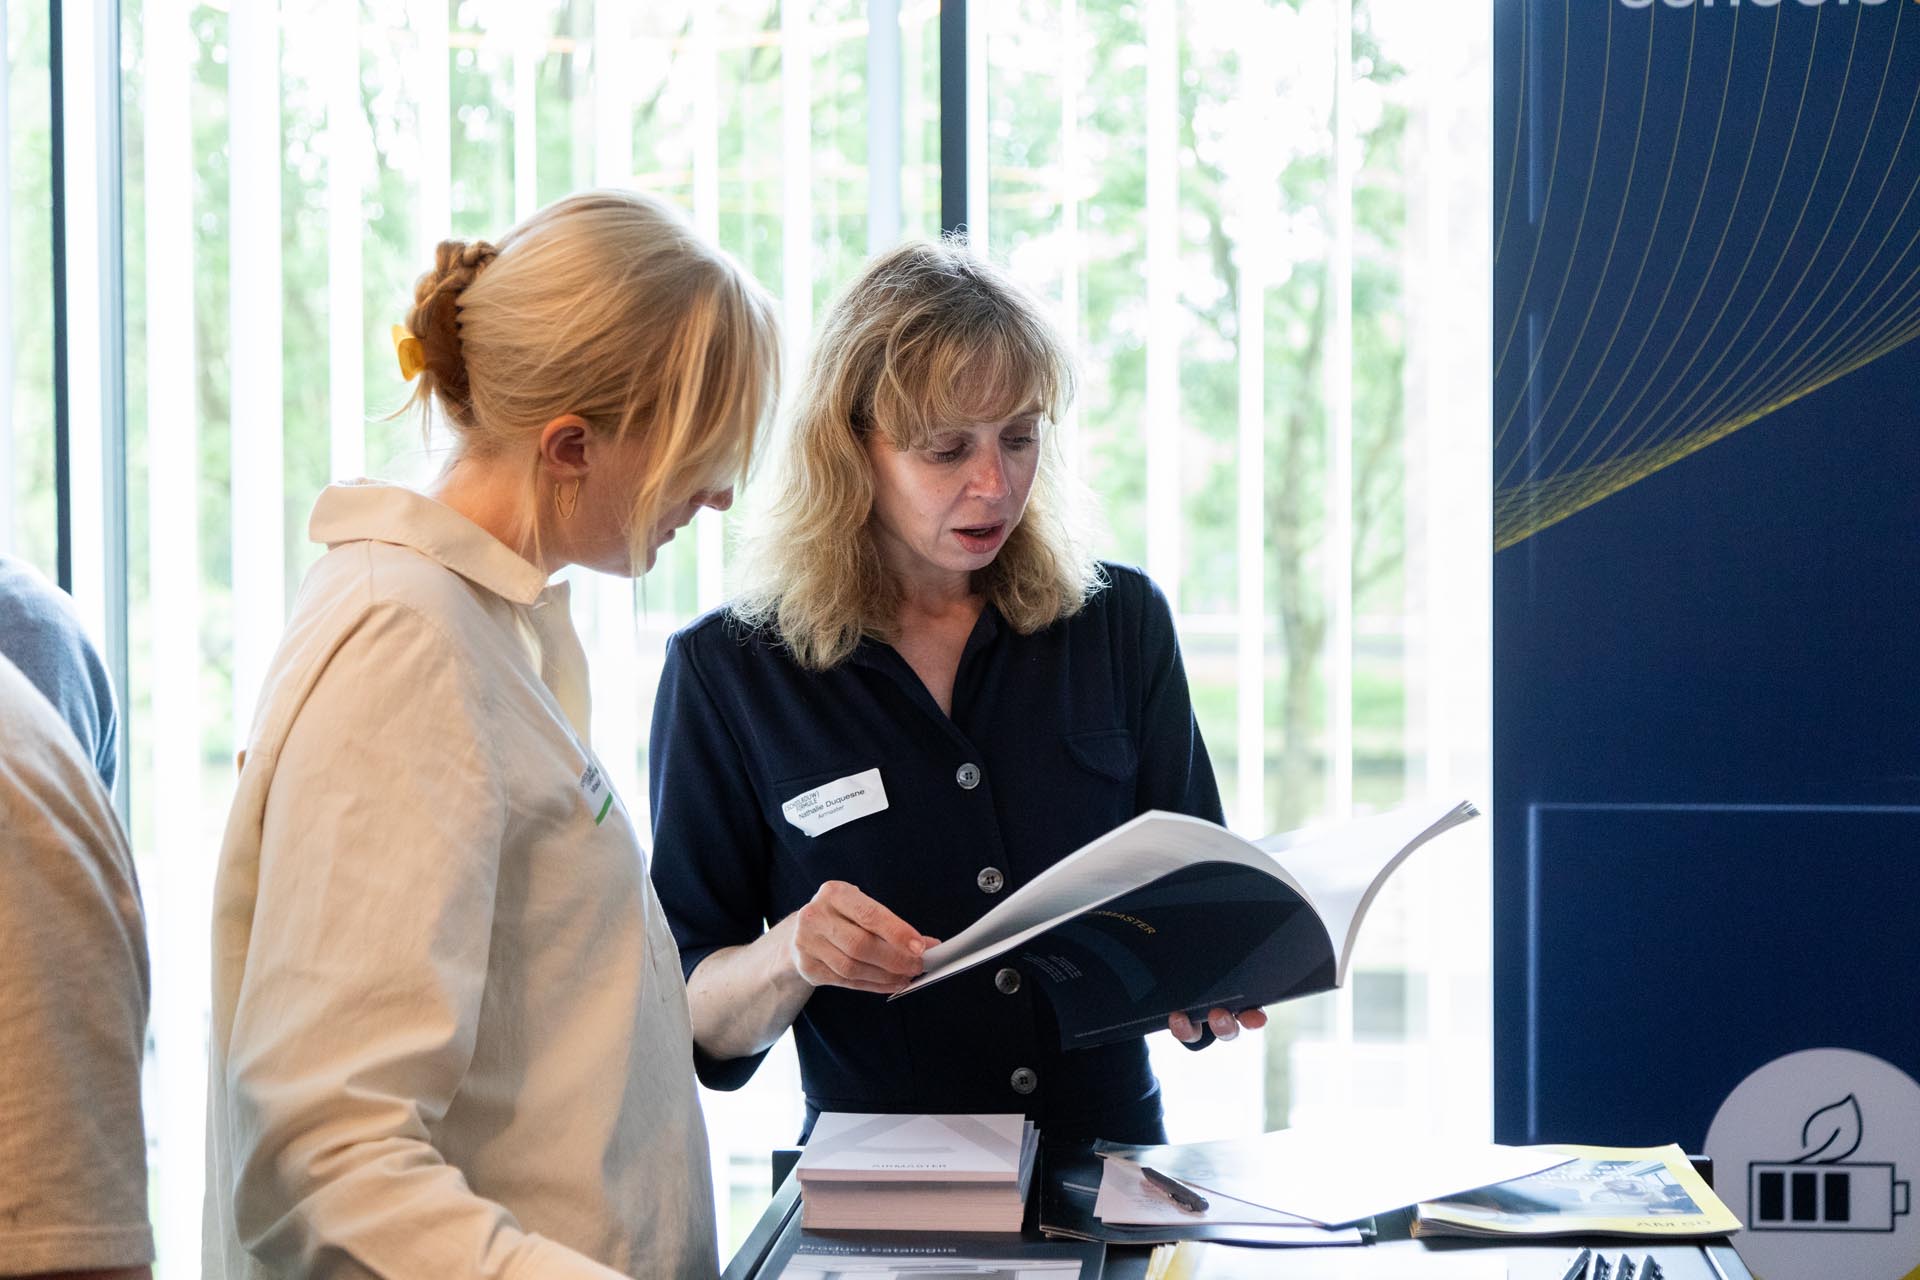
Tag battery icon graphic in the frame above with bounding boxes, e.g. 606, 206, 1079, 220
1748, 1093, 1912, 1233
1749, 1162, 1911, 1233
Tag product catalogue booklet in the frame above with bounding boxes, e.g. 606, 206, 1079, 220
892, 797, 1479, 1049
1413, 1144, 1742, 1239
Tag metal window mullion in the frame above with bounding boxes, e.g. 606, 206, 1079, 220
591, 0, 631, 186
327, 0, 367, 481
1235, 1, 1273, 838
963, 0, 986, 249
683, 10, 725, 1189
1324, 0, 1358, 1109
692, 6, 719, 239
901, 2, 926, 231
567, 2, 592, 190
50, 0, 70, 589
866, 0, 902, 252
1058, 0, 1082, 473
55, 0, 129, 811
1415, 3, 1494, 1139
782, 1, 813, 376
938, 0, 964, 234
581, 1, 636, 814
144, 0, 207, 1269
53, 0, 102, 640
512, 7, 539, 220
1143, 0, 1179, 608
411, 0, 451, 257
694, 2, 725, 610
229, 0, 285, 729
1325, 0, 1355, 822
0, 0, 11, 556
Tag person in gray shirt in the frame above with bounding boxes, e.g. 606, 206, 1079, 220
0, 650, 152, 1279
0, 554, 118, 790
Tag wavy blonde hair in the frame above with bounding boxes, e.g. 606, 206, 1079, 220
734, 238, 1100, 670
403, 189, 779, 567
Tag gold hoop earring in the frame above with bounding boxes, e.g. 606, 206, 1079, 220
556, 479, 581, 520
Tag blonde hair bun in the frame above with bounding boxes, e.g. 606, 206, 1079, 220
406, 238, 500, 424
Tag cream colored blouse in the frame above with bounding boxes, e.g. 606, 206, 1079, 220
204, 481, 716, 1280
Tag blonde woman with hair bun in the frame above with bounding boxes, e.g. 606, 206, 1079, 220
649, 239, 1262, 1150
204, 190, 777, 1280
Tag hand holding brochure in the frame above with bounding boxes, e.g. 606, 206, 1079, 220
891, 797, 1479, 1049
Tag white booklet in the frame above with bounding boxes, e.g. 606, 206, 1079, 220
891, 798, 1479, 1048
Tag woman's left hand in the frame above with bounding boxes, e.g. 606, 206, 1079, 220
1168, 1006, 1268, 1043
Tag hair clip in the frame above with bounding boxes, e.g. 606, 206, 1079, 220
391, 324, 426, 382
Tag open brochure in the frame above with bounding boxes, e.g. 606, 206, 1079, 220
1095, 1126, 1570, 1228
1413, 1143, 1742, 1239
891, 797, 1478, 1049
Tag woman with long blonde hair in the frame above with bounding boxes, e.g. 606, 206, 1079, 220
205, 190, 778, 1279
649, 239, 1259, 1146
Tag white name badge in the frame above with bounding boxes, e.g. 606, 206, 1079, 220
781, 767, 889, 838
579, 759, 614, 826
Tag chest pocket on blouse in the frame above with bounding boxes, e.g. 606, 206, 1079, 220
1064, 728, 1139, 783
766, 763, 904, 875
1062, 728, 1140, 833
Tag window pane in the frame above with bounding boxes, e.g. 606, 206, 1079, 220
985, 0, 1491, 1143
6, 1, 57, 566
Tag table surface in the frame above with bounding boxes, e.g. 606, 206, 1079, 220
723, 1171, 1757, 1280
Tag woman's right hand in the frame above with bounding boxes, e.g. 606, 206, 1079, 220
785, 881, 940, 993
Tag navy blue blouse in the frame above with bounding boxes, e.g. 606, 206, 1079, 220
647, 563, 1223, 1143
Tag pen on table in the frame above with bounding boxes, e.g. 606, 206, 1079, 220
1592, 1254, 1613, 1280
1641, 1256, 1663, 1280
1616, 1254, 1637, 1280
1558, 1247, 1593, 1280
1141, 1164, 1211, 1212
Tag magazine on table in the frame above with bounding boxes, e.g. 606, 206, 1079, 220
1412, 1143, 1742, 1239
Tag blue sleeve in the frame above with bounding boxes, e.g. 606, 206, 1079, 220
0, 557, 119, 791
1130, 572, 1224, 826
647, 626, 777, 1091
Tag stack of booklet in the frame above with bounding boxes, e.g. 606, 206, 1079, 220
796, 1112, 1040, 1233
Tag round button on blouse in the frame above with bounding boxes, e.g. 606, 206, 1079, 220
1010, 1067, 1039, 1095
993, 966, 1022, 995
976, 866, 1005, 894
955, 762, 982, 790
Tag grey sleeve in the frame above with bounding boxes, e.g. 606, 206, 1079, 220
0, 658, 152, 1274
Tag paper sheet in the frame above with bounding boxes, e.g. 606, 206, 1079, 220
1102, 1127, 1574, 1227
1091, 1157, 1363, 1245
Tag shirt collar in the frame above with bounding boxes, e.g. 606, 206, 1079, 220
846, 597, 1005, 671
308, 480, 552, 606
